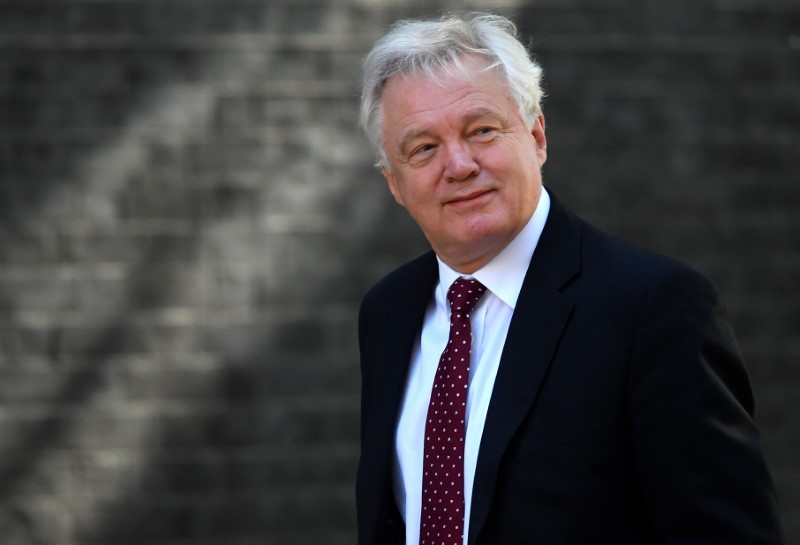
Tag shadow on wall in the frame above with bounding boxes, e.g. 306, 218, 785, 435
0, 1, 433, 544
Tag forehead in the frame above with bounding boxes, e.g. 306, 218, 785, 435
380, 60, 516, 136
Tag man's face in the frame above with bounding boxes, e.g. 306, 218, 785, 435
379, 56, 547, 273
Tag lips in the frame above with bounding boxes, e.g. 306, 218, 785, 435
446, 189, 493, 206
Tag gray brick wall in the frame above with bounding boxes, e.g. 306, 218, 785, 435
0, 1, 797, 544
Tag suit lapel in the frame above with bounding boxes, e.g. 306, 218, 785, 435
468, 194, 582, 545
374, 252, 439, 435
361, 252, 439, 533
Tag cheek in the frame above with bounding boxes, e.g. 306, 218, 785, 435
402, 186, 440, 224
404, 170, 443, 204
482, 144, 523, 173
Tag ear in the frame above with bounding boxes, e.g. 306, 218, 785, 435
381, 165, 406, 207
531, 112, 547, 166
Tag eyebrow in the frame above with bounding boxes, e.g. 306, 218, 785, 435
397, 106, 508, 156
462, 106, 507, 126
398, 128, 434, 157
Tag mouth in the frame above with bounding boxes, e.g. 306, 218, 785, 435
445, 189, 493, 207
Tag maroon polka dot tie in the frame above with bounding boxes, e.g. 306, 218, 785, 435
420, 277, 487, 545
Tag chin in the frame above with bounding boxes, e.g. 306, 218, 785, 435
460, 216, 510, 243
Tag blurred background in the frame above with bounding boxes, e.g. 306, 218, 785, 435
0, 0, 798, 543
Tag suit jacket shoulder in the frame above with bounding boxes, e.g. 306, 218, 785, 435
359, 251, 438, 373
360, 251, 438, 316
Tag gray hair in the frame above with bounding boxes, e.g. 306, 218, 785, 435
359, 12, 545, 169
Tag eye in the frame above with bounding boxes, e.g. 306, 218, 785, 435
411, 143, 436, 156
472, 126, 497, 140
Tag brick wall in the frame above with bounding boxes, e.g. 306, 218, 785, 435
0, 1, 797, 544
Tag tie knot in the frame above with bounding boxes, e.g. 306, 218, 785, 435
447, 277, 487, 314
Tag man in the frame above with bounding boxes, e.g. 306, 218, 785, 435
356, 12, 782, 545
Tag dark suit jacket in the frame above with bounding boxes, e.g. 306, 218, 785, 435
356, 193, 783, 545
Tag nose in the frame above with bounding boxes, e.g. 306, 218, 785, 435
442, 141, 479, 181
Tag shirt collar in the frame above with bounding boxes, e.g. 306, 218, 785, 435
436, 187, 551, 310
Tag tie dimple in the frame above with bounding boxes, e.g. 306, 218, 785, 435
419, 277, 487, 545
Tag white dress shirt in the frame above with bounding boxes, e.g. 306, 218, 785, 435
393, 188, 551, 545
